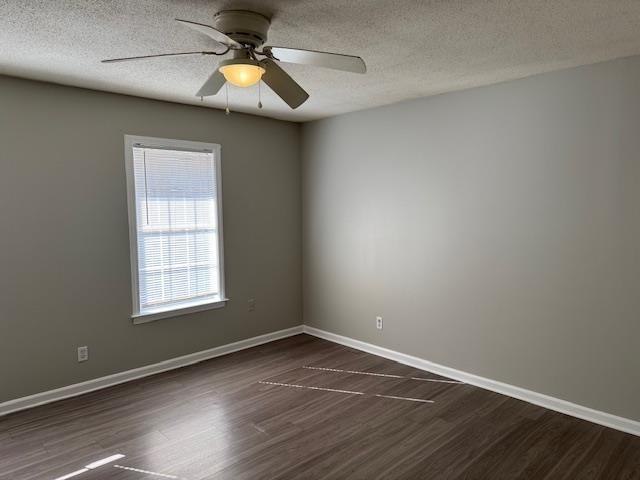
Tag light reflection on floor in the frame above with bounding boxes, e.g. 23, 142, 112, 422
52, 454, 185, 480
49, 364, 445, 479
113, 464, 181, 478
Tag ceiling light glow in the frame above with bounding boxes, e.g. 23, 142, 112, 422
219, 60, 265, 87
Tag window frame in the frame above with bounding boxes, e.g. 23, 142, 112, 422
124, 135, 227, 324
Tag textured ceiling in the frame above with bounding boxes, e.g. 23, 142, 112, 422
2, 1, 640, 122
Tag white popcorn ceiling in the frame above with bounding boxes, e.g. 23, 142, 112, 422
1, 0, 640, 122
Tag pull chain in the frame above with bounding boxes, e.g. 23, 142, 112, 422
258, 80, 263, 109
225, 83, 230, 115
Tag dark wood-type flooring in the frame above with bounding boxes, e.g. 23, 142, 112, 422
1, 334, 639, 479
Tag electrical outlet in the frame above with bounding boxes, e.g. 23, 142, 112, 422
248, 298, 256, 312
77, 346, 88, 362
376, 316, 383, 330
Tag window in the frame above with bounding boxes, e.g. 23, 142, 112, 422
124, 136, 226, 323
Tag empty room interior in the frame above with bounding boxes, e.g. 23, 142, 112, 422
1, 1, 640, 479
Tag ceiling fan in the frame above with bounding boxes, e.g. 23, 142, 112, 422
102, 10, 366, 109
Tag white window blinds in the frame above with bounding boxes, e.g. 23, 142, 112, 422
126, 137, 225, 320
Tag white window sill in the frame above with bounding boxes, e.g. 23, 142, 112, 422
132, 298, 229, 324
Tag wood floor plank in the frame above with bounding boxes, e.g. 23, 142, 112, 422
1, 334, 638, 480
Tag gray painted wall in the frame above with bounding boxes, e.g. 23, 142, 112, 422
302, 56, 640, 421
0, 75, 301, 403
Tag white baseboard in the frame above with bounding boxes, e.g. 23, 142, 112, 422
303, 325, 640, 437
0, 325, 304, 417
4, 324, 638, 438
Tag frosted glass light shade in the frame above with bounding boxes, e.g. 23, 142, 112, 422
219, 62, 265, 87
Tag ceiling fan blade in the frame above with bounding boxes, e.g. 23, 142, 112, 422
260, 59, 309, 109
196, 70, 226, 97
101, 51, 217, 63
264, 46, 366, 74
175, 18, 242, 49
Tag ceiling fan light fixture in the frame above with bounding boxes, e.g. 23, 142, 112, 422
218, 59, 265, 87
102, 10, 366, 109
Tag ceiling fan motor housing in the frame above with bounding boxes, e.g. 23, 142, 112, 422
214, 10, 270, 48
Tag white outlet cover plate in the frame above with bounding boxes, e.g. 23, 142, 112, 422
77, 346, 88, 362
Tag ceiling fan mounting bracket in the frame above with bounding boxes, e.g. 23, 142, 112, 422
213, 10, 270, 48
